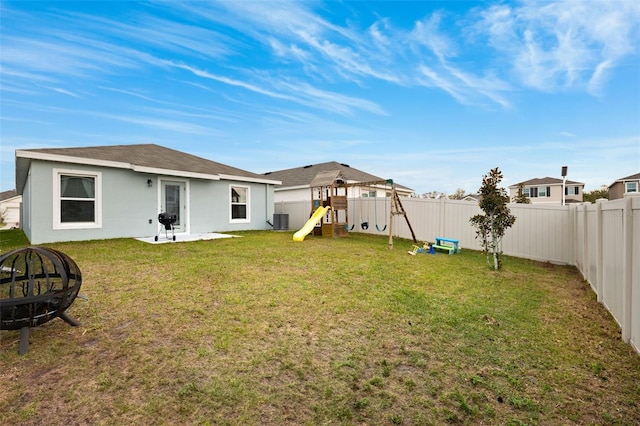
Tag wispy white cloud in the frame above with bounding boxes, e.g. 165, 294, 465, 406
410, 12, 457, 62
167, 61, 385, 116
45, 87, 81, 98
473, 0, 640, 94
276, 81, 386, 115
417, 65, 468, 104
2, 36, 140, 78
91, 111, 217, 135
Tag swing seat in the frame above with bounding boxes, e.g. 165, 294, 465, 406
361, 222, 369, 230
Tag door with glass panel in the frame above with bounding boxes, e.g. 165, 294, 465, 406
160, 180, 186, 232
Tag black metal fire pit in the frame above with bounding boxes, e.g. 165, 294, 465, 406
0, 247, 83, 354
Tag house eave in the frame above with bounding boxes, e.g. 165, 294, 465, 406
132, 165, 219, 181
14, 150, 230, 184
274, 184, 310, 192
16, 150, 132, 170
218, 174, 281, 185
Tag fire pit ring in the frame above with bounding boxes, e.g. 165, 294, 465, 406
1, 247, 83, 354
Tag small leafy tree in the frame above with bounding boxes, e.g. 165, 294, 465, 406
421, 191, 447, 199
449, 188, 467, 200
512, 183, 531, 203
583, 186, 609, 203
470, 168, 516, 270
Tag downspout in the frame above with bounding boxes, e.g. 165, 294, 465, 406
266, 185, 273, 228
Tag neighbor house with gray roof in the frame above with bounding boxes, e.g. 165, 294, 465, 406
263, 161, 414, 203
15, 144, 280, 244
608, 172, 640, 200
508, 177, 584, 205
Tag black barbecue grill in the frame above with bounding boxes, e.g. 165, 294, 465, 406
155, 212, 177, 241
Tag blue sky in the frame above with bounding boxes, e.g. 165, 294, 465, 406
1, 0, 639, 195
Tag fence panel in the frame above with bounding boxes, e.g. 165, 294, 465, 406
632, 196, 640, 353
440, 200, 481, 251
574, 205, 586, 280
600, 201, 625, 324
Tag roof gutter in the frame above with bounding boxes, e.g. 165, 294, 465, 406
218, 174, 281, 185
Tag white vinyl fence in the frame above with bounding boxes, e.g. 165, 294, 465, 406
275, 195, 640, 354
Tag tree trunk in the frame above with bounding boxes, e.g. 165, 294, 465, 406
491, 217, 499, 270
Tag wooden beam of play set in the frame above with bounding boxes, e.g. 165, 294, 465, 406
339, 179, 417, 249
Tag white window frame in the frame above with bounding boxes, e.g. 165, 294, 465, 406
229, 184, 250, 223
53, 168, 102, 229
626, 182, 638, 193
538, 186, 547, 197
565, 186, 580, 195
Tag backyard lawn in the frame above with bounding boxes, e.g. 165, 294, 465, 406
1, 230, 639, 425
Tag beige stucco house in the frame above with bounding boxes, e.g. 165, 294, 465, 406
608, 172, 640, 200
0, 189, 21, 229
509, 177, 584, 205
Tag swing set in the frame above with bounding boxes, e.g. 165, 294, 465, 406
353, 182, 388, 231
347, 179, 417, 249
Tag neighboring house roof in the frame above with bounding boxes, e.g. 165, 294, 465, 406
263, 161, 414, 192
15, 144, 280, 193
509, 177, 584, 187
0, 189, 18, 202
608, 172, 640, 188
461, 194, 481, 202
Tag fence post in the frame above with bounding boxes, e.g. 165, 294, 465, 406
595, 200, 604, 303
622, 195, 634, 343
580, 204, 591, 291
439, 197, 446, 237
568, 204, 576, 266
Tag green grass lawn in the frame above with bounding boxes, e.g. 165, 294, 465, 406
1, 230, 639, 425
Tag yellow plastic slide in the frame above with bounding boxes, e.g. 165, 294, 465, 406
293, 206, 330, 242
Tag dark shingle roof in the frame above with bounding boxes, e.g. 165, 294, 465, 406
263, 161, 412, 191
614, 172, 640, 181
510, 177, 584, 187
0, 189, 18, 201
20, 144, 269, 180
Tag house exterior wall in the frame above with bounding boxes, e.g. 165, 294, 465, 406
23, 160, 275, 244
189, 179, 274, 234
274, 185, 397, 204
21, 173, 32, 238
609, 182, 624, 200
274, 187, 310, 203
25, 161, 158, 244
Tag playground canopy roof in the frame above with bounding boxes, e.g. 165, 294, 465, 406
310, 170, 344, 187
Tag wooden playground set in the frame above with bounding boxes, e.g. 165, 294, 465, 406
292, 169, 417, 249
292, 169, 461, 254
